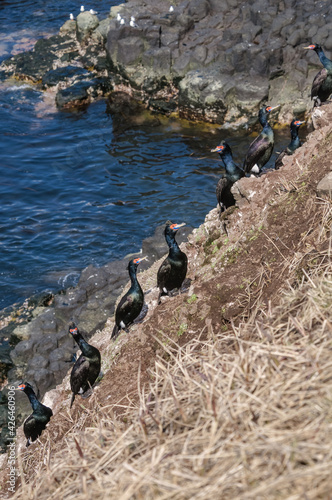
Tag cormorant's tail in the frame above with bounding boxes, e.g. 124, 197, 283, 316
111, 323, 119, 340
70, 392, 75, 409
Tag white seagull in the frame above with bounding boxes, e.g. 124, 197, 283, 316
130, 18, 138, 27
89, 9, 98, 15
69, 13, 74, 20
117, 13, 122, 21
80, 5, 84, 12
169, 5, 174, 12
120, 18, 125, 25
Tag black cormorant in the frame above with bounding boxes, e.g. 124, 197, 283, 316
211, 141, 245, 211
69, 323, 101, 408
157, 222, 187, 303
111, 256, 147, 340
304, 44, 332, 107
275, 119, 305, 169
243, 105, 280, 175
17, 382, 53, 447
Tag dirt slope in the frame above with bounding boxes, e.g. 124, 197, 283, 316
1, 105, 332, 498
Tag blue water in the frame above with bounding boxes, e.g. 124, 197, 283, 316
0, 1, 302, 310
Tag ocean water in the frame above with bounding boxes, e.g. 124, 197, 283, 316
0, 0, 302, 310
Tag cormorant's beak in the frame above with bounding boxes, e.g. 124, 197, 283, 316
297, 121, 305, 125
267, 105, 280, 112
303, 45, 314, 50
136, 256, 148, 264
174, 222, 186, 230
211, 147, 220, 152
17, 384, 25, 391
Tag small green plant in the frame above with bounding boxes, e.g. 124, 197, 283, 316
177, 323, 188, 337
187, 294, 197, 304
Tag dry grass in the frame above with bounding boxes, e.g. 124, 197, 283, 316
11, 198, 332, 500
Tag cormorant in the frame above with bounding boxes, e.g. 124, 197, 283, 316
275, 119, 305, 169
17, 382, 53, 447
111, 257, 147, 340
69, 323, 101, 408
157, 222, 187, 303
211, 141, 245, 211
304, 44, 332, 107
243, 105, 280, 175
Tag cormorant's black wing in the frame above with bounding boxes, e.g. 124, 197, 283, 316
115, 292, 134, 321
70, 355, 90, 394
216, 177, 233, 210
23, 414, 38, 444
157, 257, 172, 289
311, 68, 327, 99
243, 134, 270, 173
23, 410, 51, 445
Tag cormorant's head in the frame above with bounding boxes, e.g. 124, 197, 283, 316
211, 141, 232, 156
304, 43, 322, 52
69, 322, 79, 336
130, 256, 148, 269
169, 222, 186, 231
17, 382, 34, 393
165, 222, 186, 238
265, 105, 280, 114
259, 105, 280, 122
291, 119, 305, 129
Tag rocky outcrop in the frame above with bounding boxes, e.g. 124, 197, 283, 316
317, 171, 332, 198
1, 0, 332, 126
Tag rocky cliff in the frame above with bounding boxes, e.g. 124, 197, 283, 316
1, 0, 332, 127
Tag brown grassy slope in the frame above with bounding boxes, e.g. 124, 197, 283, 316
4, 105, 332, 499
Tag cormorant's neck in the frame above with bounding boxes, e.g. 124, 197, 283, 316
25, 389, 40, 411
259, 112, 269, 128
221, 150, 237, 174
75, 334, 90, 353
166, 232, 180, 255
128, 265, 139, 287
290, 127, 299, 141
316, 47, 332, 70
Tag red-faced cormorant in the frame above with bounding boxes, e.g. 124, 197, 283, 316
304, 44, 332, 107
275, 119, 305, 169
69, 323, 101, 408
111, 256, 147, 340
211, 141, 245, 211
17, 382, 53, 447
243, 105, 280, 175
157, 222, 187, 303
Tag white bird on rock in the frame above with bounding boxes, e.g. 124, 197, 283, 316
117, 13, 122, 21
120, 18, 125, 25
130, 17, 138, 27
169, 5, 174, 12
69, 13, 74, 20
89, 9, 98, 15
80, 5, 84, 12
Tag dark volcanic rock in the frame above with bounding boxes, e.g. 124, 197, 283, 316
1, 0, 332, 125
2, 35, 78, 82
42, 66, 91, 87
56, 77, 113, 107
